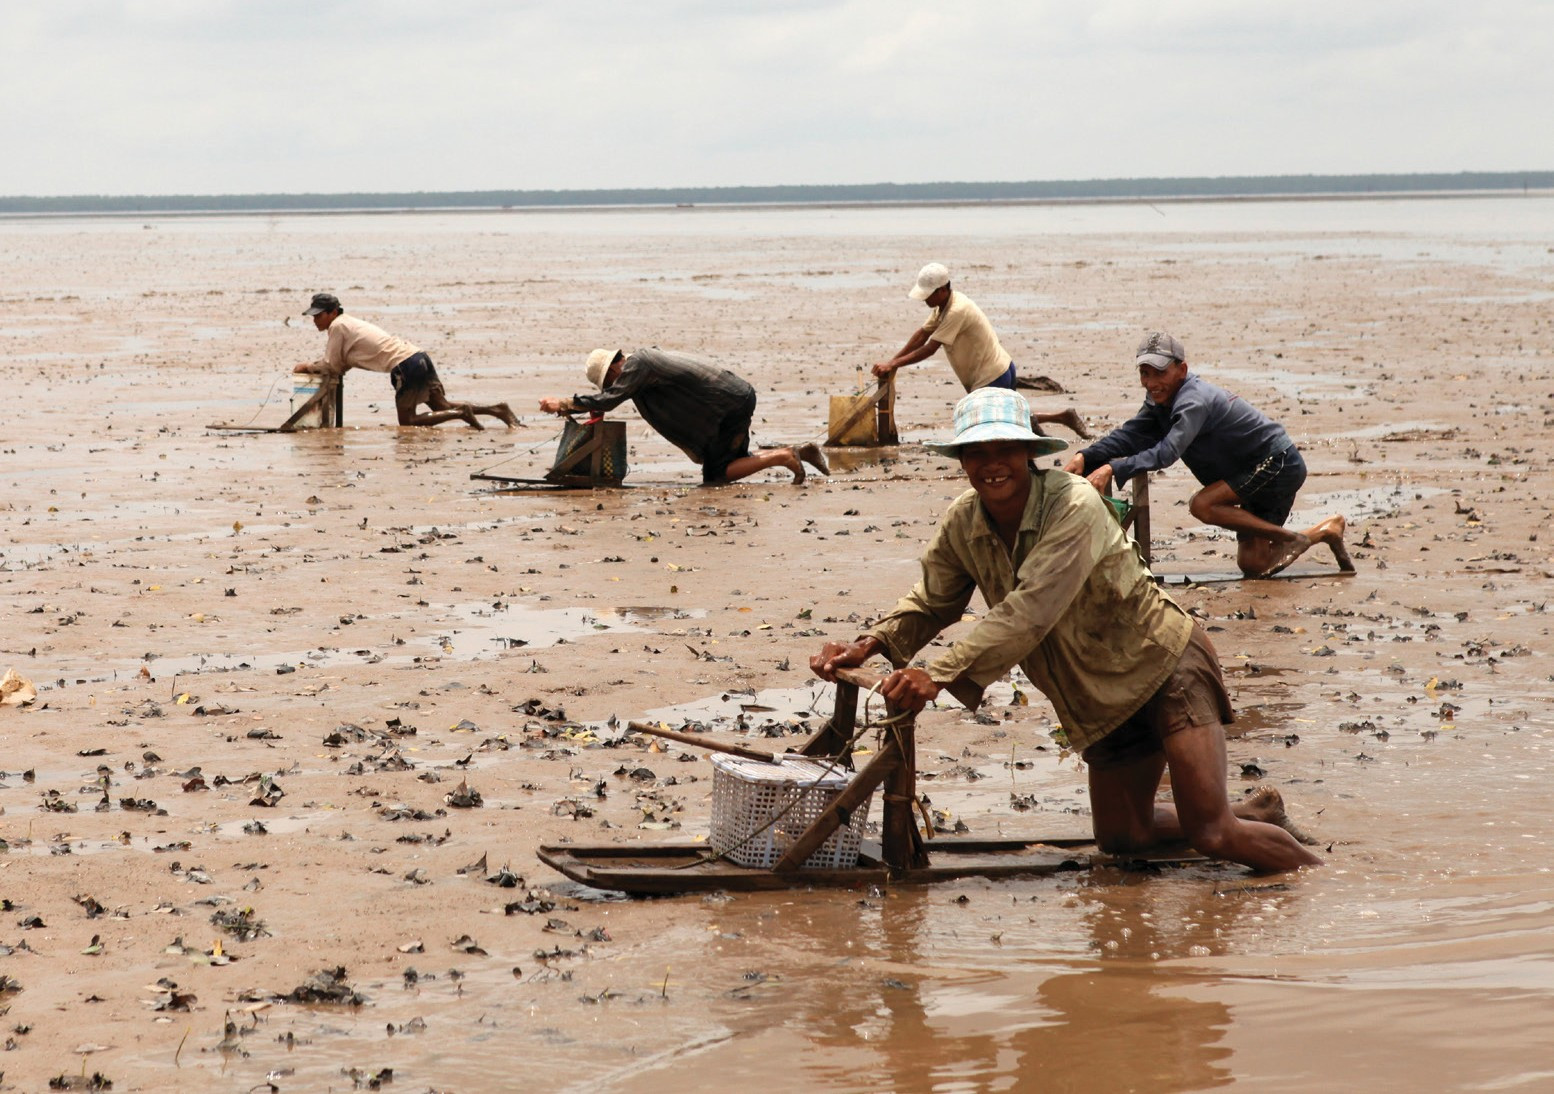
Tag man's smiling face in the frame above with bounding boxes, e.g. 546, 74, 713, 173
959, 440, 1032, 509
1140, 359, 1188, 404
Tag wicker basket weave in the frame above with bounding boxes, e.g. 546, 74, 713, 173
708, 754, 872, 870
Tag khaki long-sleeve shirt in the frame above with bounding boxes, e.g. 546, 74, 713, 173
867, 469, 1192, 751
316, 314, 420, 378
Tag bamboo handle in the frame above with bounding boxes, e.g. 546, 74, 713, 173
625, 721, 778, 763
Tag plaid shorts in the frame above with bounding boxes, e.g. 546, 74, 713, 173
1226, 443, 1306, 527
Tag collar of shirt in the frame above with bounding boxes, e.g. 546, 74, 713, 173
964, 469, 1049, 557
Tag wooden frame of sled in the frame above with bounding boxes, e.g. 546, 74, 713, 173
826, 376, 899, 447
1115, 472, 1152, 567
538, 666, 1199, 895
208, 374, 346, 434
471, 418, 629, 490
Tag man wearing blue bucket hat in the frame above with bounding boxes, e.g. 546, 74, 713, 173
811, 387, 1321, 874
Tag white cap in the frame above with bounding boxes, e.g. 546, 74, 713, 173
908, 262, 951, 301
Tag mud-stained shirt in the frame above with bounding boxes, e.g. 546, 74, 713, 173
568, 348, 756, 465
921, 291, 1013, 392
866, 469, 1193, 751
316, 313, 421, 377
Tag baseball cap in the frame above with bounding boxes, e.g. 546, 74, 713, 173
303, 292, 341, 316
908, 262, 951, 301
1136, 331, 1185, 371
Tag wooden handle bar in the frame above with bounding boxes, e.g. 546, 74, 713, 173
625, 721, 778, 763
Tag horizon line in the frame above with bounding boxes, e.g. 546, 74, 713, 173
3, 170, 1553, 212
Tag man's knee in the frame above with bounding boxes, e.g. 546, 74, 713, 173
1094, 829, 1145, 855
1091, 812, 1154, 855
1182, 815, 1238, 860
1188, 490, 1216, 522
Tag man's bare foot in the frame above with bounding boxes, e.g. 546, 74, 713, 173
781, 452, 805, 485
1052, 407, 1091, 439
1253, 533, 1310, 578
1238, 785, 1320, 846
1313, 514, 1354, 571
495, 404, 520, 429
796, 441, 829, 476
463, 408, 484, 430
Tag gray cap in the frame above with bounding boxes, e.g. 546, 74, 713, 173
303, 292, 341, 316
1136, 331, 1185, 371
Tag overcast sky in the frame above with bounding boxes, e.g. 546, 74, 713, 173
2, 1, 1547, 197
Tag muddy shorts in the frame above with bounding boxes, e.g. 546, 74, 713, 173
1081, 623, 1235, 770
701, 389, 758, 484
389, 352, 440, 402
1226, 442, 1306, 528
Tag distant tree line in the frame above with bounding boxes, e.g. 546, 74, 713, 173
2, 172, 1550, 215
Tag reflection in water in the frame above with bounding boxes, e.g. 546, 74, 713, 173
836, 878, 1252, 1092
615, 870, 1286, 1092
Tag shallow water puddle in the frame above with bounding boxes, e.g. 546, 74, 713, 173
1295, 483, 1447, 522
1330, 419, 1455, 440
635, 682, 844, 737
53, 601, 706, 687
1211, 365, 1369, 402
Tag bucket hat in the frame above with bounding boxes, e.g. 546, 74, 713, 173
925, 387, 1068, 457
585, 348, 623, 389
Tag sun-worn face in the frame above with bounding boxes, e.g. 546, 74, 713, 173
958, 440, 1034, 509
1140, 359, 1188, 404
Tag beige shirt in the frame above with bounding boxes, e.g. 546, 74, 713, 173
921, 291, 1012, 391
316, 313, 420, 377
867, 469, 1193, 751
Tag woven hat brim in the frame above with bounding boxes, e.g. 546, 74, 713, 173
924, 421, 1069, 457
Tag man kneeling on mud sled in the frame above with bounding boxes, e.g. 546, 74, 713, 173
811, 387, 1321, 873
293, 293, 517, 429
1067, 331, 1351, 578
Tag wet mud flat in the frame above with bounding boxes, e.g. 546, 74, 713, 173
0, 201, 1552, 1090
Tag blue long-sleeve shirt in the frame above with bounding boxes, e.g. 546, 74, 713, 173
1078, 373, 1293, 487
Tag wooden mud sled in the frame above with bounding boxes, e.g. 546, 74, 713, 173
471, 417, 630, 490
538, 667, 1199, 895
826, 375, 899, 447
1111, 473, 1152, 568
1101, 474, 1350, 584
208, 374, 346, 433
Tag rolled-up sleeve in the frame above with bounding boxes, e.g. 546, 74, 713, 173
868, 525, 977, 669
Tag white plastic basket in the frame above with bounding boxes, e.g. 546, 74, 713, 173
708, 754, 872, 870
